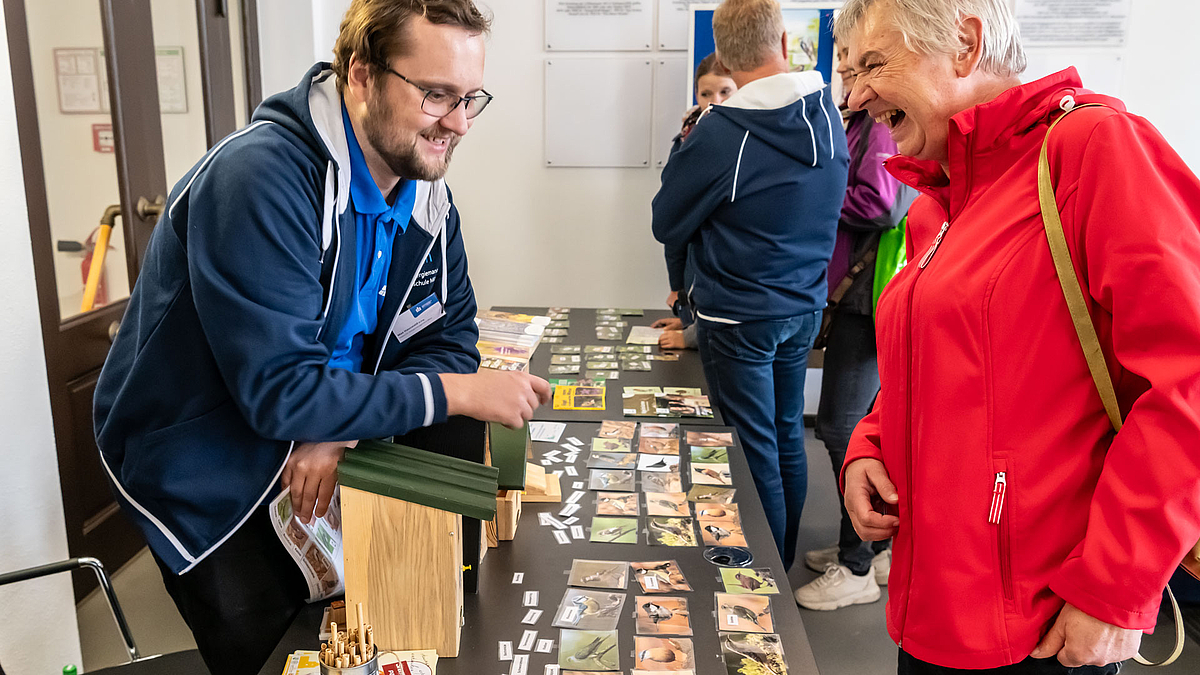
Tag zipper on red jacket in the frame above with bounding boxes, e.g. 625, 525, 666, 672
990, 470, 1015, 602
898, 218, 952, 646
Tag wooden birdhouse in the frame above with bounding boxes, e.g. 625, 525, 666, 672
338, 439, 499, 657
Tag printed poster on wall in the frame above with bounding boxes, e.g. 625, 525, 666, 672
545, 0, 654, 51
1015, 0, 1132, 48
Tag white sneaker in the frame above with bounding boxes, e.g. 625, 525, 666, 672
872, 549, 891, 587
794, 564, 881, 611
803, 544, 839, 573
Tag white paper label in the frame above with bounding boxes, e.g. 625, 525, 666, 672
568, 437, 584, 446
559, 503, 582, 517
499, 641, 514, 661
553, 470, 563, 477
511, 654, 530, 675
544, 515, 568, 530
538, 513, 553, 527
565, 465, 578, 477
563, 516, 579, 525
522, 609, 543, 624
570, 524, 585, 539
519, 630, 538, 651
512, 572, 525, 584
572, 481, 585, 489
561, 606, 580, 623
727, 614, 739, 626
536, 639, 554, 653
523, 590, 540, 607
540, 459, 553, 466
567, 491, 587, 504
645, 575, 659, 590
561, 443, 577, 451
544, 665, 560, 675
553, 530, 571, 544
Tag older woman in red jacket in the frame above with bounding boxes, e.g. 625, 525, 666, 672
833, 1, 1200, 673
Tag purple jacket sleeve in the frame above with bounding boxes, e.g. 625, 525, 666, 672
841, 119, 901, 224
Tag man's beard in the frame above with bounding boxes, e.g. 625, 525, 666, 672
362, 97, 461, 181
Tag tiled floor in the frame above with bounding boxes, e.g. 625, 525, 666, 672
77, 429, 1199, 674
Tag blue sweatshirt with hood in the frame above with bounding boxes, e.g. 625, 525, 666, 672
652, 71, 848, 323
93, 63, 480, 574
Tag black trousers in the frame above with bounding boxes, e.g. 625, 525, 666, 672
152, 505, 309, 675
899, 651, 1120, 675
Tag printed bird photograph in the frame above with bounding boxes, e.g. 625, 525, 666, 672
589, 517, 638, 544
630, 560, 692, 593
719, 631, 788, 675
634, 636, 696, 671
559, 629, 620, 671
647, 517, 698, 547
719, 568, 780, 595
568, 559, 629, 590
645, 492, 691, 517
555, 589, 627, 631
595, 492, 640, 517
635, 596, 692, 636
716, 593, 774, 633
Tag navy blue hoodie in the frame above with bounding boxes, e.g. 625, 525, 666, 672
653, 71, 848, 322
93, 64, 480, 574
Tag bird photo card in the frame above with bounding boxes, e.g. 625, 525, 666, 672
551, 354, 582, 364
686, 431, 734, 447
639, 437, 680, 455
568, 559, 629, 590
551, 345, 582, 354
558, 629, 619, 671
595, 492, 639, 517
690, 464, 733, 486
687, 485, 736, 504
695, 503, 740, 521
638, 454, 681, 473
640, 471, 683, 493
589, 469, 635, 492
690, 446, 729, 464
555, 589, 627, 630
585, 345, 616, 354
647, 517, 698, 547
718, 632, 787, 675
699, 518, 747, 547
592, 437, 632, 453
715, 593, 773, 633
635, 596, 692, 636
719, 568, 780, 595
588, 452, 637, 470
599, 420, 637, 439
630, 560, 692, 593
589, 517, 638, 544
633, 636, 695, 671
644, 492, 690, 517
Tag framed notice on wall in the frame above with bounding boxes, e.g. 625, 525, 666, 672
545, 0, 654, 51
54, 48, 103, 114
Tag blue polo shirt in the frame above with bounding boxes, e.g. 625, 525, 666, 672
328, 103, 417, 372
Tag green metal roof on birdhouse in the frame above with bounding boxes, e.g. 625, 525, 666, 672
489, 422, 529, 490
338, 439, 499, 521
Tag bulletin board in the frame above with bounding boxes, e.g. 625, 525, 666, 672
687, 2, 841, 106
545, 0, 654, 51
653, 56, 689, 167
544, 57, 654, 167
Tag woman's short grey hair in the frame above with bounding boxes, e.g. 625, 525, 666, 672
833, 0, 1026, 78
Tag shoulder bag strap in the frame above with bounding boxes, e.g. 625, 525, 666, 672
1038, 103, 1186, 667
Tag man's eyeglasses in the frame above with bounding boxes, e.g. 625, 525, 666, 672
384, 67, 493, 119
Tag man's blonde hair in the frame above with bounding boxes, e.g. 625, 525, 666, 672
712, 0, 785, 72
833, 0, 1026, 77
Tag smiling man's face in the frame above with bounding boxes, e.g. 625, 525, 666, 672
844, 2, 962, 164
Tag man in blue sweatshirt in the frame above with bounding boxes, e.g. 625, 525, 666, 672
93, 1, 548, 671
652, 0, 849, 570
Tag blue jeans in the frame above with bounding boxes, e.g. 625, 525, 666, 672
815, 311, 888, 575
698, 310, 822, 570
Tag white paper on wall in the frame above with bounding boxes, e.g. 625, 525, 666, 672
1022, 49, 1124, 97
653, 56, 689, 167
545, 0, 654, 51
544, 57, 653, 167
54, 48, 102, 113
657, 0, 691, 50
1015, 0, 1132, 47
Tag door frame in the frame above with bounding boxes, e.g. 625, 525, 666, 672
3, 0, 262, 600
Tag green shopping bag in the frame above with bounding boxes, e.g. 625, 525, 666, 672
873, 217, 908, 313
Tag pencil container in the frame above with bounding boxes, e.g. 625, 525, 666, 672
319, 652, 378, 675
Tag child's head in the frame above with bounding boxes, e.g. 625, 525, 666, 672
695, 54, 737, 108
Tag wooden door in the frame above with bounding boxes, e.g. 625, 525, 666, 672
3, 0, 258, 600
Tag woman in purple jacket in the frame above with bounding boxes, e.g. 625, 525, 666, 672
794, 40, 915, 611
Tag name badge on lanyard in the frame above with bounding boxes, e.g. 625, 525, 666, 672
391, 293, 445, 344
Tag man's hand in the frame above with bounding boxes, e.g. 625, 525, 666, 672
665, 291, 679, 310
659, 330, 687, 350
1030, 603, 1142, 667
282, 439, 357, 525
652, 317, 684, 331
843, 458, 900, 540
441, 370, 551, 429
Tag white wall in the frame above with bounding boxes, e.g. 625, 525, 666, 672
262, 0, 1200, 311
0, 7, 85, 674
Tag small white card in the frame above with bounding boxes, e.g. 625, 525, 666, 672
519, 630, 538, 651
570, 525, 585, 539
390, 293, 445, 344
499, 641, 514, 661
544, 665, 560, 675
572, 481, 585, 489
512, 572, 524, 584
523, 590, 540, 606
530, 421, 566, 443
563, 516, 579, 525
567, 437, 584, 446
645, 575, 659, 590
553, 530, 571, 544
560, 606, 580, 623
564, 466, 578, 477
511, 654, 529, 675
559, 503, 582, 517
522, 609, 543, 624
566, 491, 587, 504
536, 639, 554, 653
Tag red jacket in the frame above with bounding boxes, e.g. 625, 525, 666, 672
844, 68, 1200, 668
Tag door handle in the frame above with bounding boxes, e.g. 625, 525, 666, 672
136, 195, 165, 221
108, 320, 120, 343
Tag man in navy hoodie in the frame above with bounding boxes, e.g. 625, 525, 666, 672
653, 0, 848, 570
93, 1, 548, 670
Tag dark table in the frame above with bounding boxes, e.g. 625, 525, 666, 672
263, 422, 818, 675
492, 307, 724, 426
